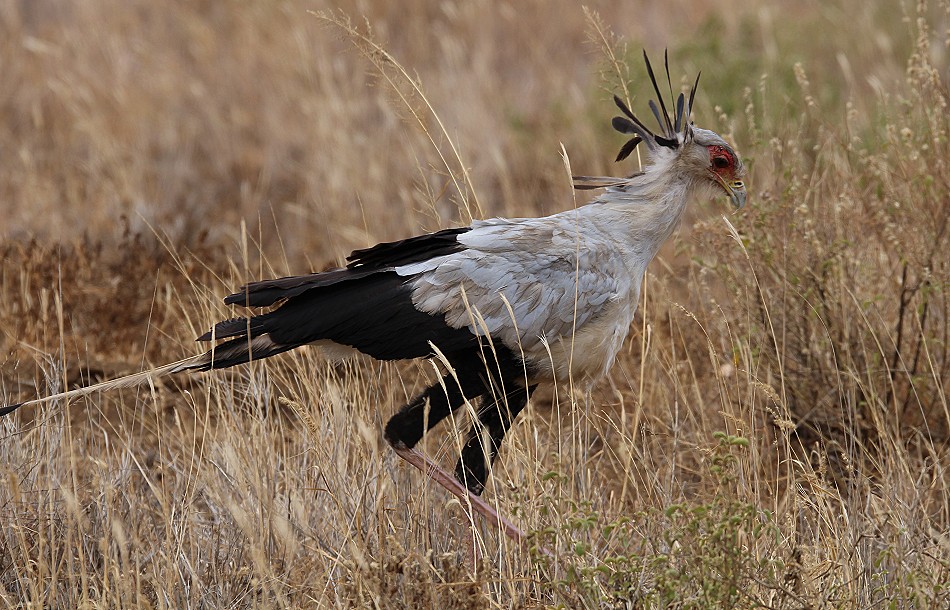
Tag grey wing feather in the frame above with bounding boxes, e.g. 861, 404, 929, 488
400, 218, 629, 354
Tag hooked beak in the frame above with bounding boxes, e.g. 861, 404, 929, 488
727, 180, 746, 209
713, 173, 747, 209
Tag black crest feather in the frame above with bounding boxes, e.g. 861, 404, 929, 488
613, 95, 652, 135
674, 92, 686, 133
688, 72, 702, 120
643, 50, 674, 138
607, 51, 702, 163
612, 116, 639, 134
615, 136, 642, 162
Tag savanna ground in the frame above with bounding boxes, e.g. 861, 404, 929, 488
0, 1, 948, 608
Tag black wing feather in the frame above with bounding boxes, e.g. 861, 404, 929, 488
197, 317, 257, 342
224, 268, 371, 308
224, 227, 471, 308
200, 226, 480, 365
199, 273, 480, 369
347, 227, 470, 270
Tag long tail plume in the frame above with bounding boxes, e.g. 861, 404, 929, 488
0, 355, 206, 417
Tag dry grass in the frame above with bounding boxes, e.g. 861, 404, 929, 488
1, 1, 948, 608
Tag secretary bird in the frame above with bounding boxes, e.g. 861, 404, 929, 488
1, 52, 745, 542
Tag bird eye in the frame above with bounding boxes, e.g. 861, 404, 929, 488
712, 156, 730, 169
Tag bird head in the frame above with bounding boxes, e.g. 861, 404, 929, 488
611, 52, 747, 209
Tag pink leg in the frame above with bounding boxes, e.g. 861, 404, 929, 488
391, 445, 527, 542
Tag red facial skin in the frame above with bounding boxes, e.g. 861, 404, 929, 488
708, 144, 737, 181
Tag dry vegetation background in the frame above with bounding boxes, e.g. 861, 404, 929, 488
0, 0, 948, 608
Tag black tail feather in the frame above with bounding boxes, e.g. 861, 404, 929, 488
224, 269, 361, 308
0, 402, 25, 416
177, 335, 299, 373
196, 316, 266, 342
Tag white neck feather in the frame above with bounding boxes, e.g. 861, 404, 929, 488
590, 153, 702, 263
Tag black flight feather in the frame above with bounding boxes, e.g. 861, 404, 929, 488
197, 317, 255, 342
0, 402, 24, 416
224, 227, 471, 309
224, 268, 374, 308
347, 227, 470, 270
206, 273, 483, 368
